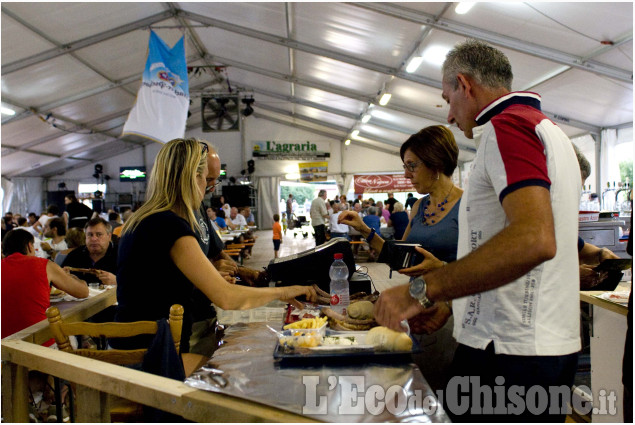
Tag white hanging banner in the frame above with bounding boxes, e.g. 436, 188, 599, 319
122, 31, 189, 143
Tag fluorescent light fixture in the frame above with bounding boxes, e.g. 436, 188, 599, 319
351, 130, 360, 138
406, 56, 424, 73
285, 173, 300, 180
455, 2, 475, 14
379, 93, 392, 106
422, 46, 451, 66
1, 106, 16, 116
361, 114, 371, 123
344, 139, 351, 145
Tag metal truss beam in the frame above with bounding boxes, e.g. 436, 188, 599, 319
351, 2, 632, 83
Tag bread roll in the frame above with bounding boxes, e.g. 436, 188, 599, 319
366, 326, 413, 352
347, 301, 374, 319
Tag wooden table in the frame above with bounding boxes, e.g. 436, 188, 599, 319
1, 289, 316, 423
580, 282, 630, 422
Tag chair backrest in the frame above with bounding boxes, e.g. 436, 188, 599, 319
45, 304, 184, 365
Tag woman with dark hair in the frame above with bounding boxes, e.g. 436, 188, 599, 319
339, 125, 462, 391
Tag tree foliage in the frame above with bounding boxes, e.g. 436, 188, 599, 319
619, 160, 633, 185
280, 185, 317, 205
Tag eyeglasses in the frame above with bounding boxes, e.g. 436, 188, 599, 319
206, 177, 222, 192
200, 142, 209, 155
402, 160, 424, 173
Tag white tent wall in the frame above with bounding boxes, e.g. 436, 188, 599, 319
1, 177, 43, 216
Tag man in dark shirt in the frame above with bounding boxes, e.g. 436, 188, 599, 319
404, 193, 418, 210
64, 193, 95, 229
62, 217, 117, 285
384, 193, 397, 213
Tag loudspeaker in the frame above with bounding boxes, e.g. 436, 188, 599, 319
92, 199, 104, 213
46, 191, 74, 213
222, 185, 251, 207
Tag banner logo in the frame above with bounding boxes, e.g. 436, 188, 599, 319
122, 31, 189, 143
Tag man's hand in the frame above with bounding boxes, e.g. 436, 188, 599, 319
399, 247, 446, 277
374, 284, 425, 331
408, 301, 452, 334
599, 247, 620, 263
238, 267, 269, 287
213, 259, 239, 276
579, 264, 608, 290
96, 270, 117, 286
40, 242, 52, 253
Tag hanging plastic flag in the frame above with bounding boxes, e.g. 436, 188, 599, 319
122, 31, 189, 143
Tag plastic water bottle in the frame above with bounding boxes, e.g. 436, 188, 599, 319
329, 253, 350, 315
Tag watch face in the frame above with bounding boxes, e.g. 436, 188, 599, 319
409, 278, 424, 298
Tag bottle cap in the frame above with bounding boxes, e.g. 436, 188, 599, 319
334, 253, 344, 260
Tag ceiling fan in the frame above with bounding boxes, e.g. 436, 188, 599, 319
201, 96, 240, 132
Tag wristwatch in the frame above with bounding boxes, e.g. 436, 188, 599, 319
409, 276, 434, 309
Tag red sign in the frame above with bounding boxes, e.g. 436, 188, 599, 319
354, 174, 416, 194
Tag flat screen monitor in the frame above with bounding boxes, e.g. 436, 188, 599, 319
120, 166, 146, 182
219, 163, 227, 180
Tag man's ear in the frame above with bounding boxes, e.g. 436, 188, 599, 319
456, 73, 474, 99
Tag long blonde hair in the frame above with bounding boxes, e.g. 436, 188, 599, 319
122, 138, 207, 235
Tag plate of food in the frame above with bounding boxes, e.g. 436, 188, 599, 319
50, 287, 66, 302
273, 325, 421, 363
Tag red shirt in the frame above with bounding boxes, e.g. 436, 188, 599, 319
1, 253, 54, 345
272, 222, 282, 240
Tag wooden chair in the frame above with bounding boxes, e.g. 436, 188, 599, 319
45, 304, 206, 421
46, 304, 184, 366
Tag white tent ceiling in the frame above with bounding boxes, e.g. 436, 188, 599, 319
1, 2, 632, 178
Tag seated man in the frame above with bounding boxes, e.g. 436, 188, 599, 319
41, 217, 68, 260
16, 216, 40, 238
33, 205, 60, 236
240, 207, 256, 226
228, 207, 247, 228
2, 229, 88, 341
213, 208, 229, 231
362, 206, 381, 261
62, 217, 117, 286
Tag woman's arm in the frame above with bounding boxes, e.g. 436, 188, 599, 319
171, 236, 316, 310
338, 211, 385, 253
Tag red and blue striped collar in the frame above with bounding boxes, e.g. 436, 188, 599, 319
475, 92, 542, 126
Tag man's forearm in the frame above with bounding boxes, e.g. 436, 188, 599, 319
426, 221, 556, 302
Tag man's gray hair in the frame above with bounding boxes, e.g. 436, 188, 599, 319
318, 189, 327, 197
442, 39, 513, 91
572, 143, 591, 182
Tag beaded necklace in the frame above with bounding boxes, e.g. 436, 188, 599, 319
422, 185, 454, 225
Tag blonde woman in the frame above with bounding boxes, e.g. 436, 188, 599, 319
388, 202, 409, 240
114, 138, 316, 352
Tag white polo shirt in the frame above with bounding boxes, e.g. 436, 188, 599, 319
453, 92, 581, 356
